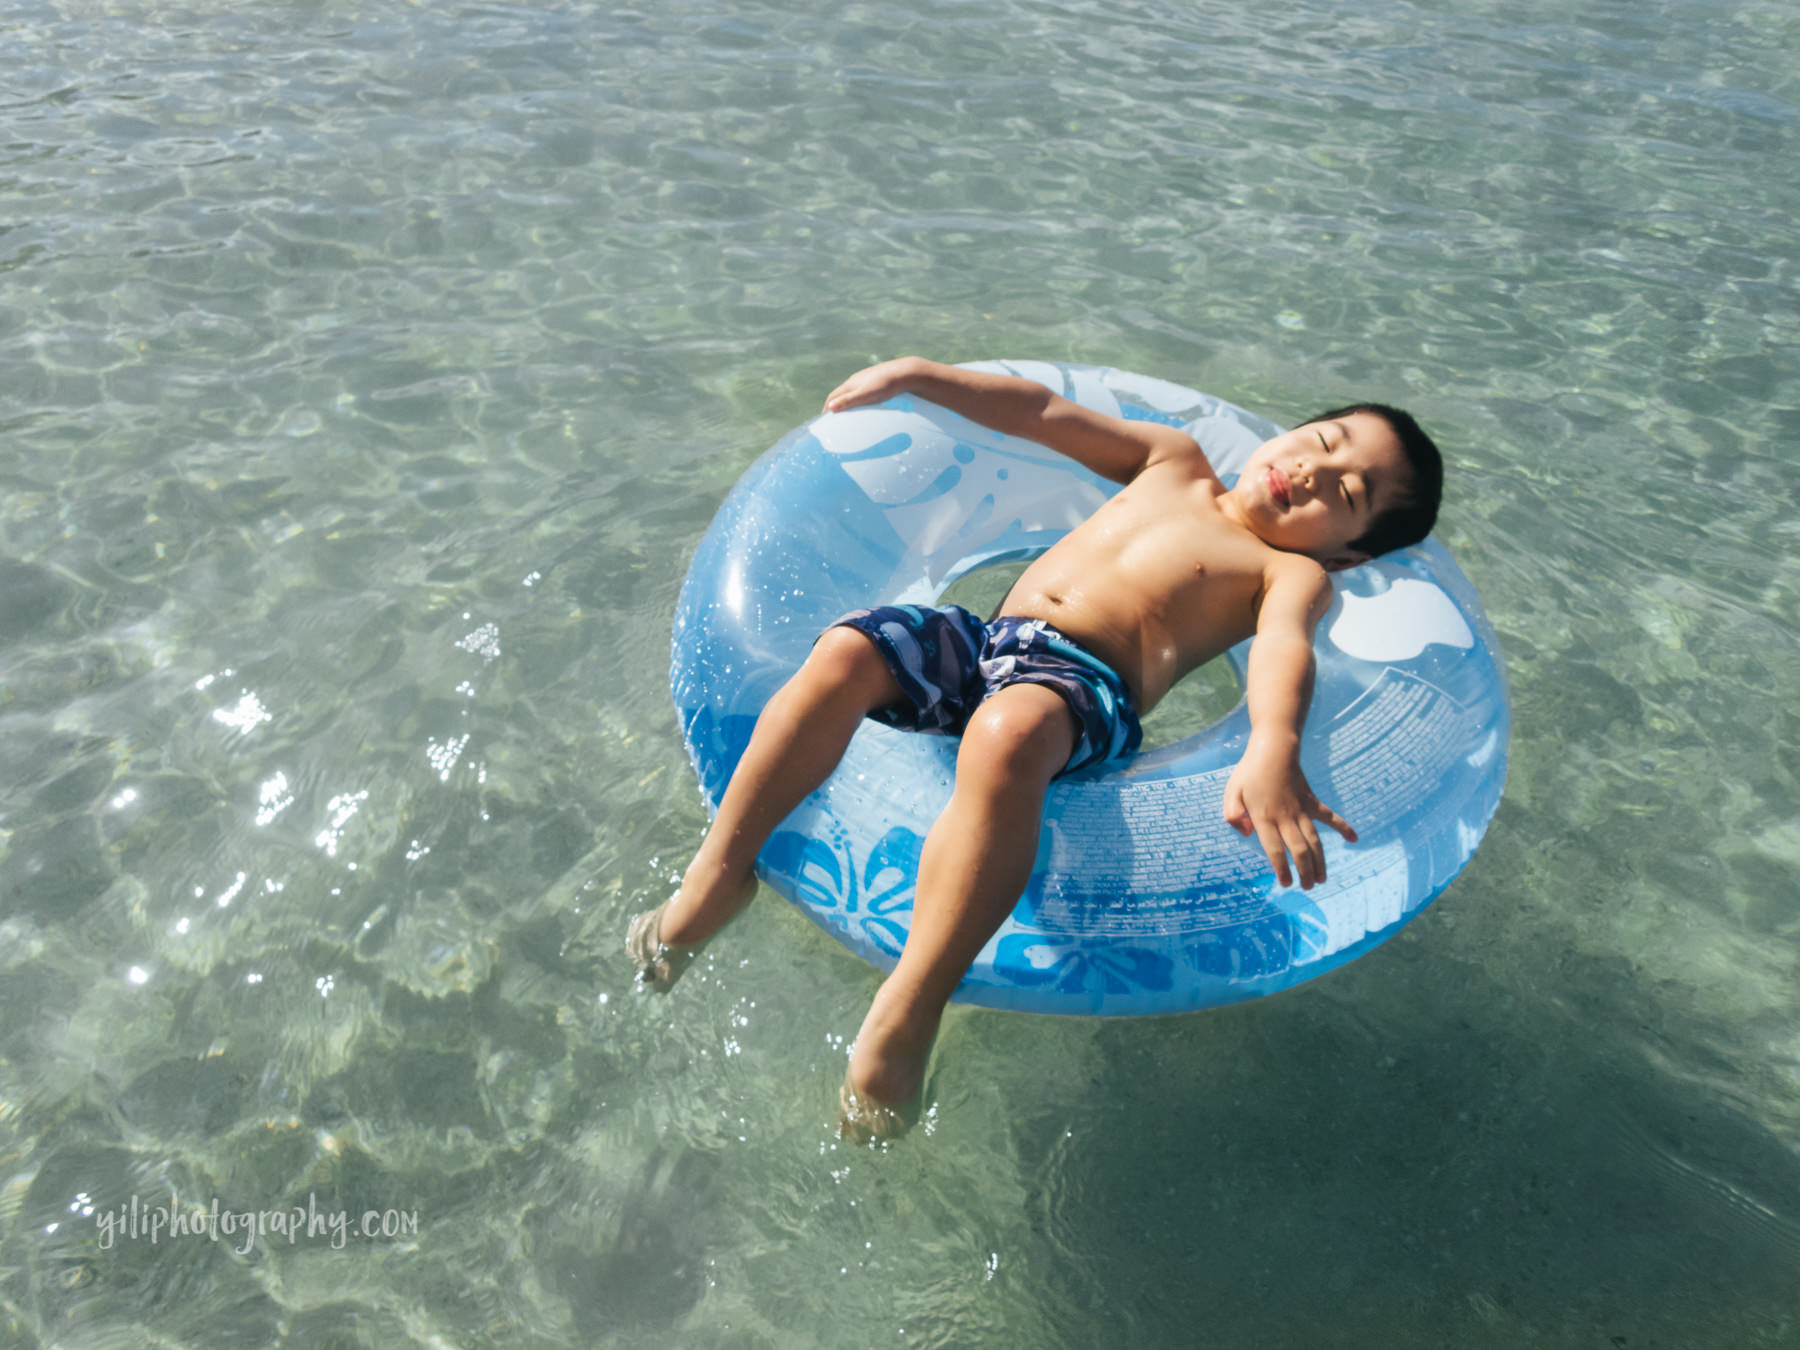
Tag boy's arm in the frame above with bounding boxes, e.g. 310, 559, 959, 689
823, 357, 1203, 485
1221, 559, 1358, 889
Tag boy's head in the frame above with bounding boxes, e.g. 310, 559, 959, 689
1232, 403, 1443, 570
1305, 402, 1443, 561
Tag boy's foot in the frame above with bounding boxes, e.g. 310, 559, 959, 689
626, 901, 706, 992
838, 1064, 918, 1143
837, 1001, 938, 1143
627, 870, 758, 992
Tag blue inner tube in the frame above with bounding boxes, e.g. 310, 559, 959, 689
670, 361, 1510, 1015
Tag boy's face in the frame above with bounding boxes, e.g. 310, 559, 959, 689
1231, 412, 1411, 570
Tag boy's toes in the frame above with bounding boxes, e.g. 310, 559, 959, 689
837, 1064, 916, 1143
627, 901, 700, 992
626, 903, 669, 986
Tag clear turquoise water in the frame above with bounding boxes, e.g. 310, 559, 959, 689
3, 0, 1798, 1345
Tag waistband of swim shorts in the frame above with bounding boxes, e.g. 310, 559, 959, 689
983, 613, 1140, 719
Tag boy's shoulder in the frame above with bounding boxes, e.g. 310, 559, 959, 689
1138, 428, 1218, 481
1255, 549, 1333, 619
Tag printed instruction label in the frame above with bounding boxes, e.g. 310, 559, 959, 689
1323, 668, 1475, 813
1029, 667, 1476, 940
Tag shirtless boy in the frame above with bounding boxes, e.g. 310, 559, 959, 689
630, 356, 1444, 1139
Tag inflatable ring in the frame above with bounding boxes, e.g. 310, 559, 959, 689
670, 362, 1509, 1015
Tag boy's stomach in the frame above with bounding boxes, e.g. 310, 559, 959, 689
997, 581, 1195, 716
997, 504, 1265, 712
1000, 556, 1261, 715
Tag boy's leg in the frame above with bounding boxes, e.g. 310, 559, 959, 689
845, 682, 1076, 1111
655, 626, 904, 947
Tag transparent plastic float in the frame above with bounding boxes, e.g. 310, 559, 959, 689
671, 362, 1510, 1015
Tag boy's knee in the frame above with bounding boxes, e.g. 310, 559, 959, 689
804, 625, 898, 704
959, 688, 1075, 780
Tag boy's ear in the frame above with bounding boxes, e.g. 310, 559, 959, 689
1320, 551, 1371, 573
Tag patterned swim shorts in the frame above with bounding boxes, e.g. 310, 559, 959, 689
826, 604, 1143, 775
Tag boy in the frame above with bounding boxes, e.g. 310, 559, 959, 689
630, 357, 1443, 1139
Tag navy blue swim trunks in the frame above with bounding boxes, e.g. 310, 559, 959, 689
826, 604, 1143, 775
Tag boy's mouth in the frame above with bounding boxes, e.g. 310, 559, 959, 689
1267, 467, 1291, 508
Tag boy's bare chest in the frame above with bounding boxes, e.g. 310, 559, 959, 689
1074, 479, 1266, 616
1009, 476, 1271, 704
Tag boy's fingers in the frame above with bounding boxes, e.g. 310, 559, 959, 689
1311, 799, 1358, 843
825, 376, 900, 413
1254, 821, 1291, 887
1296, 819, 1324, 887
823, 380, 865, 411
1283, 819, 1321, 889
1222, 786, 1250, 835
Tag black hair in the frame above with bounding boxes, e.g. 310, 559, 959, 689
1303, 402, 1443, 557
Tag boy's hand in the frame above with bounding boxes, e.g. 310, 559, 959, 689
823, 357, 927, 413
1222, 739, 1356, 889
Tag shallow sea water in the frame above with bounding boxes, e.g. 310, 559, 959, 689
3, 0, 1799, 1345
